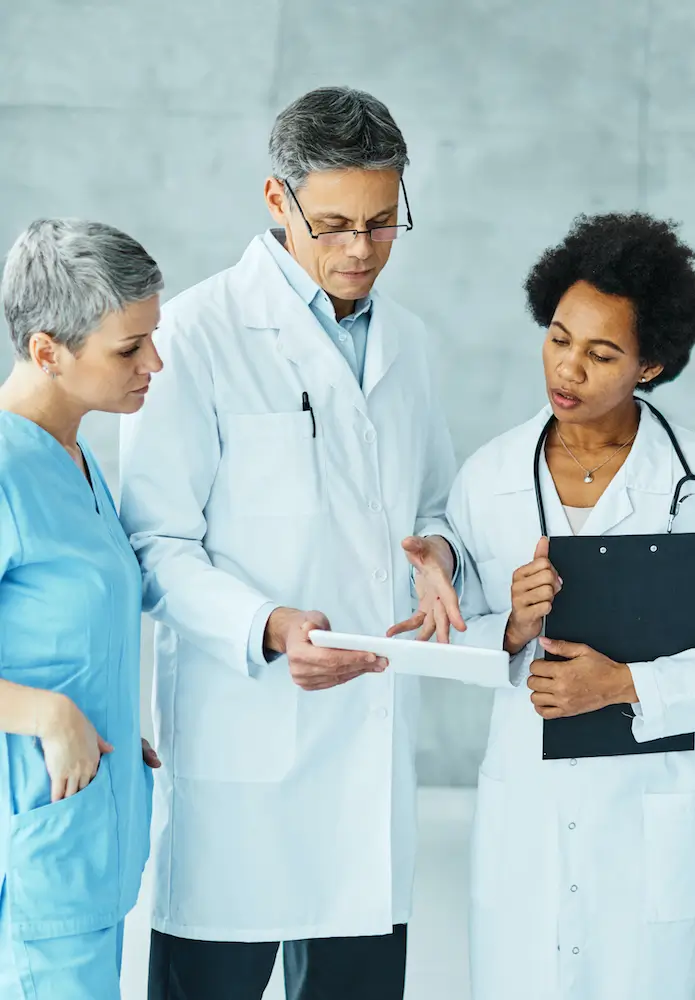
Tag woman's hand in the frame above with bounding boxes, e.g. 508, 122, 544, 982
38, 694, 113, 803
387, 536, 466, 643
142, 737, 161, 769
504, 537, 562, 654
528, 637, 637, 718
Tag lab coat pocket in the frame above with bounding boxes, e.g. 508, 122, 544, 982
470, 771, 506, 908
173, 649, 299, 783
644, 790, 695, 922
221, 411, 324, 517
9, 760, 119, 939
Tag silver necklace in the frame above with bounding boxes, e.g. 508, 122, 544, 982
554, 424, 638, 484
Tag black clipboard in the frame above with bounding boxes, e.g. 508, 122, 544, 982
535, 400, 695, 759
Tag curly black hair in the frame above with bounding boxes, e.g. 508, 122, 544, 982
524, 212, 695, 391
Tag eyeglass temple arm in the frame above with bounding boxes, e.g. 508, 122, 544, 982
284, 175, 413, 234
400, 177, 414, 229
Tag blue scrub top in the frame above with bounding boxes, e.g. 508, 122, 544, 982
0, 412, 151, 941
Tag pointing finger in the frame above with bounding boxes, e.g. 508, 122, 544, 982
434, 599, 450, 645
529, 657, 557, 678
387, 611, 426, 638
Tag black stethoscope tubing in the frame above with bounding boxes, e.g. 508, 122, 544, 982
533, 398, 695, 537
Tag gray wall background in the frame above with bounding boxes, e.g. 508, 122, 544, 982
1, 0, 695, 784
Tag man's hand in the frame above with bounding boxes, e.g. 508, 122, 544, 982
528, 637, 637, 719
264, 607, 388, 692
387, 535, 466, 643
504, 537, 562, 655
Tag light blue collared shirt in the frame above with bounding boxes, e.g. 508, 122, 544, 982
263, 228, 372, 387
249, 230, 457, 666
248, 231, 375, 668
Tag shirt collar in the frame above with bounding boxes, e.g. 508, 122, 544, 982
263, 228, 372, 324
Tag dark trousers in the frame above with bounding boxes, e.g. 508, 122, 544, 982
148, 924, 407, 1000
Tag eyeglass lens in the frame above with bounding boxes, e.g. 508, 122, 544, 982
316, 226, 406, 246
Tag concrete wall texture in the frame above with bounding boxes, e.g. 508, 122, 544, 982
1, 0, 694, 784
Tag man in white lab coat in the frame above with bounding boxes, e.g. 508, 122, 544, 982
120, 86, 464, 1000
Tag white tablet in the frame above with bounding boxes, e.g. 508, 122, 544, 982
308, 630, 511, 688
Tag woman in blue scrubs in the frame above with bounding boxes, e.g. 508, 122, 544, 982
0, 219, 164, 999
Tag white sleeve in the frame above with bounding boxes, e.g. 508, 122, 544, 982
446, 461, 535, 687
119, 317, 274, 675
629, 651, 695, 742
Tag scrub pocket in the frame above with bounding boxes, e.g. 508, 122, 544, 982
644, 790, 695, 922
9, 761, 119, 940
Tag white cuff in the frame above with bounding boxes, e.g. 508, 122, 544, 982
628, 662, 665, 743
510, 639, 538, 688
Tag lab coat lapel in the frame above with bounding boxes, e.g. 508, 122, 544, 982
578, 468, 634, 537
236, 236, 367, 415
492, 405, 637, 538
275, 293, 367, 413
536, 416, 634, 539
580, 402, 674, 536
362, 293, 400, 400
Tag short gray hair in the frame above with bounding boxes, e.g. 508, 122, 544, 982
2, 218, 164, 360
269, 86, 409, 189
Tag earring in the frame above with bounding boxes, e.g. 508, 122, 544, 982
640, 377, 648, 383
42, 365, 56, 380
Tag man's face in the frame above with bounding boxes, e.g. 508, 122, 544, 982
265, 168, 402, 306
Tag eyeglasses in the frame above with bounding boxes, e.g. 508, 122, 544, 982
282, 178, 414, 246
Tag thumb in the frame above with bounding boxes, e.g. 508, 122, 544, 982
534, 536, 549, 560
97, 734, 114, 755
539, 636, 584, 658
401, 535, 426, 566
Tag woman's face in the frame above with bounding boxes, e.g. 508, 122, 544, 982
45, 295, 163, 414
542, 280, 663, 424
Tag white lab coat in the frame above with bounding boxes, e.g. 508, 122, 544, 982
447, 402, 695, 1000
119, 235, 460, 942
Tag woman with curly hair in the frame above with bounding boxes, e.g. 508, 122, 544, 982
447, 213, 695, 1000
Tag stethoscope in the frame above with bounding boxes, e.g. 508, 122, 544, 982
533, 397, 695, 536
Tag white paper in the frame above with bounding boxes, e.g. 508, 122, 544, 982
308, 630, 511, 688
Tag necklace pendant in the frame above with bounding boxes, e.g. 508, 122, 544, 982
584, 473, 594, 484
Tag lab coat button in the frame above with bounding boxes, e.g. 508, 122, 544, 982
570, 758, 578, 766
373, 707, 389, 720
369, 500, 382, 512
364, 429, 376, 443
568, 822, 576, 830
571, 885, 578, 892
572, 947, 580, 955
339, 332, 348, 342
373, 569, 388, 582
